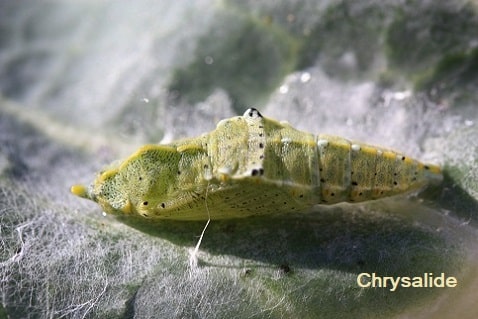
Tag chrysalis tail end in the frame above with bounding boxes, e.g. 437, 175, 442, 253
424, 163, 443, 185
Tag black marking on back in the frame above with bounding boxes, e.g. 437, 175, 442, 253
245, 108, 263, 119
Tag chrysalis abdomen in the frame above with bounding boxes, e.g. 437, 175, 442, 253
315, 134, 441, 204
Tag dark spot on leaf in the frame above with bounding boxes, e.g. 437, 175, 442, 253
279, 264, 291, 274
143, 201, 148, 206
352, 181, 358, 186
161, 203, 166, 208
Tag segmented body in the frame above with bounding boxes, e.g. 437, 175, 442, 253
71, 108, 442, 220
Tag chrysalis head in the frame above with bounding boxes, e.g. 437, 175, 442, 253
71, 145, 181, 218
70, 168, 133, 216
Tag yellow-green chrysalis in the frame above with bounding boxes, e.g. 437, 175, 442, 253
71, 108, 442, 220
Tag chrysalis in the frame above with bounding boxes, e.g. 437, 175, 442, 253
71, 108, 442, 220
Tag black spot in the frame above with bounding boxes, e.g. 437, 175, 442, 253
380, 191, 384, 195
177, 171, 181, 175
359, 192, 363, 196
143, 201, 148, 206
319, 168, 323, 172
412, 177, 417, 181
259, 125, 264, 129
402, 156, 406, 161
161, 203, 166, 208
351, 171, 354, 175
204, 164, 209, 169
259, 143, 264, 149
424, 165, 430, 170
321, 199, 328, 203
331, 193, 335, 196
299, 194, 304, 198
259, 155, 264, 159
352, 181, 358, 186
393, 181, 398, 185
259, 133, 263, 137
279, 264, 291, 274
139, 177, 143, 181
283, 201, 287, 205
251, 168, 264, 176
320, 178, 326, 183
248, 108, 263, 118
374, 172, 377, 176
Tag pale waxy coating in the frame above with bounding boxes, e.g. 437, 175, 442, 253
71, 108, 442, 220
